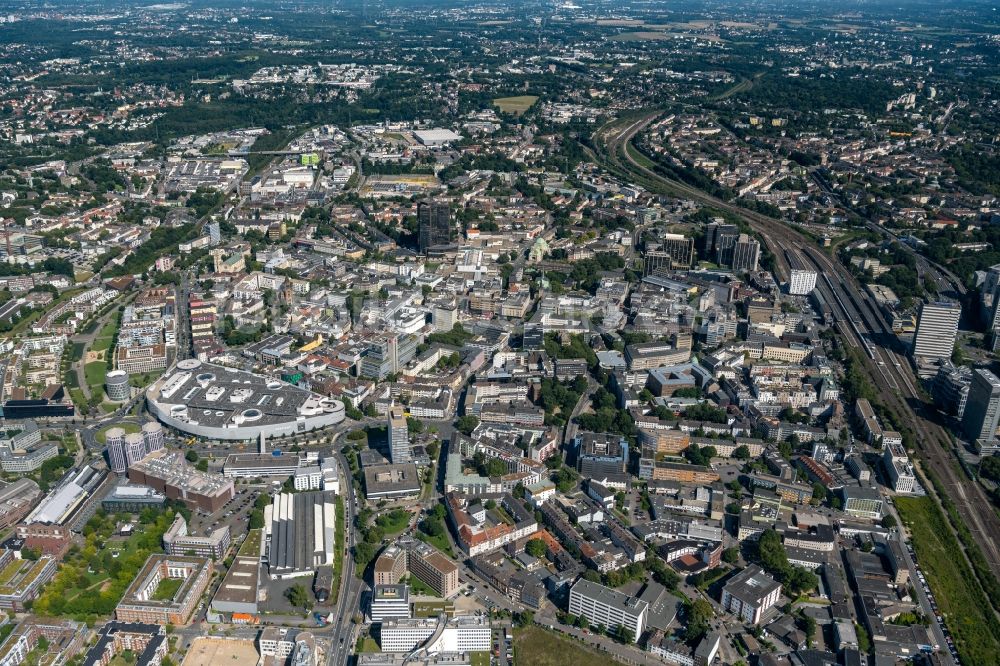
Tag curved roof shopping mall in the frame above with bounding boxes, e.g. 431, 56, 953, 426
145, 359, 345, 440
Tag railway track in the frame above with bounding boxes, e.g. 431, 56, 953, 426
594, 111, 1000, 589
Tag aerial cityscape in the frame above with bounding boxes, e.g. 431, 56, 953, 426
0, 0, 996, 665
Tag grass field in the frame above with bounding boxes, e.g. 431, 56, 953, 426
95, 422, 141, 444
356, 637, 380, 653
84, 361, 107, 388
624, 141, 658, 170
69, 388, 87, 409
494, 95, 538, 114
91, 318, 118, 352
376, 508, 411, 536
896, 496, 1000, 663
470, 652, 490, 666
416, 531, 454, 558
611, 31, 673, 41
151, 577, 183, 601
129, 369, 164, 388
513, 626, 624, 666
409, 575, 441, 598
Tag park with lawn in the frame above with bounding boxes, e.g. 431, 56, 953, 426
32, 507, 180, 621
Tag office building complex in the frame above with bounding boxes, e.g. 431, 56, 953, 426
574, 432, 629, 480
101, 481, 167, 513
962, 367, 1000, 444
106, 428, 129, 474
388, 405, 411, 463
786, 250, 818, 295
378, 616, 491, 654
142, 422, 164, 453
882, 442, 917, 494
223, 453, 301, 479
127, 449, 235, 513
364, 463, 422, 501
362, 334, 419, 380
978, 263, 1000, 351
730, 234, 761, 273
932, 361, 971, 418
417, 201, 452, 253
373, 537, 460, 598
644, 234, 695, 275
115, 555, 213, 625
370, 584, 411, 622
911, 301, 961, 362
568, 579, 647, 643
124, 433, 145, 470
720, 564, 781, 624
108, 432, 135, 466
162, 515, 231, 559
105, 370, 131, 402
116, 344, 168, 375
706, 222, 740, 263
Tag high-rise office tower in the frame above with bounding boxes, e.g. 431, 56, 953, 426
124, 432, 146, 468
142, 421, 165, 453
702, 221, 738, 258
106, 427, 128, 474
388, 405, 411, 463
962, 368, 1000, 443
417, 201, 452, 253
644, 234, 695, 276
730, 234, 761, 272
978, 264, 1000, 350
911, 301, 961, 361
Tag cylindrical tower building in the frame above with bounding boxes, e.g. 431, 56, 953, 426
105, 427, 127, 474
142, 421, 165, 453
124, 432, 146, 467
105, 370, 131, 402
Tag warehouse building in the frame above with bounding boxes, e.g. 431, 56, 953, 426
211, 530, 263, 617
264, 491, 336, 580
